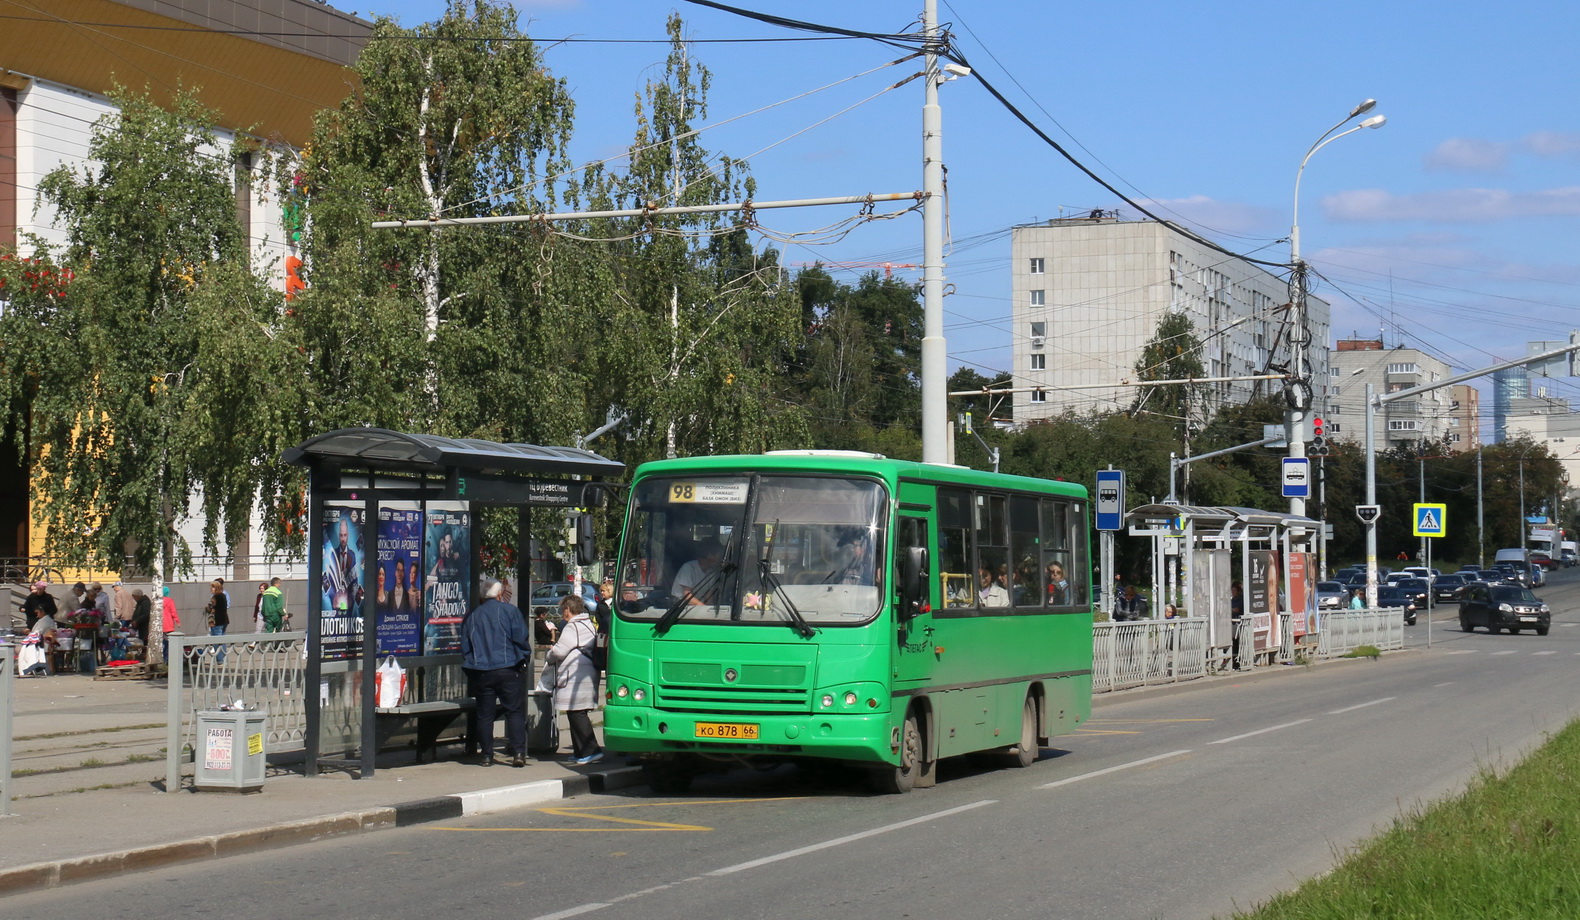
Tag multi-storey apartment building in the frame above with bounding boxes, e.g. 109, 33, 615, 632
1009, 214, 1330, 427
1326, 338, 1477, 452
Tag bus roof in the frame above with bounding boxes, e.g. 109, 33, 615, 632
631, 453, 1089, 499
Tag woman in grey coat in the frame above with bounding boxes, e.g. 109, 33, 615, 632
546, 595, 602, 764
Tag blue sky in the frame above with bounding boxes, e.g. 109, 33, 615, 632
360, 1, 1580, 431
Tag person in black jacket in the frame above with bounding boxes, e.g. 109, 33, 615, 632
461, 578, 531, 768
23, 581, 58, 630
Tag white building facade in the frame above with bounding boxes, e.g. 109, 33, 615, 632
1009, 215, 1330, 426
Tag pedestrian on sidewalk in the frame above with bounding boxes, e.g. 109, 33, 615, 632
460, 577, 531, 768
131, 588, 151, 648
261, 578, 285, 632
547, 594, 602, 764
160, 586, 179, 663
206, 580, 230, 664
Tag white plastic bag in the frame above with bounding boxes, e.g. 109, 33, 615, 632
374, 656, 407, 707
534, 661, 557, 695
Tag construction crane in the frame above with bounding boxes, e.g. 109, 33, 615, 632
791, 261, 920, 279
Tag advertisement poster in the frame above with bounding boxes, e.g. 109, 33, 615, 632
375, 506, 424, 656
1287, 552, 1310, 638
1247, 549, 1278, 652
319, 505, 365, 660
422, 504, 470, 654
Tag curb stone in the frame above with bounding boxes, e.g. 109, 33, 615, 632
0, 767, 644, 898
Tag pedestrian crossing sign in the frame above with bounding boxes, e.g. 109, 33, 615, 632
1413, 503, 1447, 538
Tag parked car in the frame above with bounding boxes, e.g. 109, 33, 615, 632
528, 581, 601, 616
1316, 581, 1346, 610
1458, 583, 1551, 635
1432, 573, 1472, 603
1374, 585, 1420, 625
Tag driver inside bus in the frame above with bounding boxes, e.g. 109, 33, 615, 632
832, 529, 876, 585
672, 542, 724, 606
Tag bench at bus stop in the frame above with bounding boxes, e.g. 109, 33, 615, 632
371, 657, 554, 761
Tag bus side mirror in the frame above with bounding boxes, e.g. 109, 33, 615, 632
575, 513, 597, 566
899, 547, 927, 621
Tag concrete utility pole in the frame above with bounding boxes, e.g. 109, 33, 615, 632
920, 0, 950, 464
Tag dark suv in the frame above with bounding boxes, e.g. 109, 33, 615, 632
1458, 583, 1551, 635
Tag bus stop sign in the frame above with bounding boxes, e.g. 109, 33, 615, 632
1096, 470, 1125, 531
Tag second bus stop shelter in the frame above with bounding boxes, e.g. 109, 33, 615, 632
1127, 503, 1321, 654
282, 427, 624, 777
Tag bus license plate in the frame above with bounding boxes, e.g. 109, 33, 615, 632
695, 721, 759, 740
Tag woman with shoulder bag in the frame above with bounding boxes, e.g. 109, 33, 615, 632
545, 595, 602, 764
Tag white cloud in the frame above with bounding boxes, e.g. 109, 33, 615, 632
1522, 131, 1580, 159
1322, 187, 1580, 222
1423, 137, 1508, 172
1135, 195, 1279, 236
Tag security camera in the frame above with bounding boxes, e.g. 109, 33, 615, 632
942, 62, 971, 78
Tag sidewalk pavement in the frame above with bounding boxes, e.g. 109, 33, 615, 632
0, 671, 640, 898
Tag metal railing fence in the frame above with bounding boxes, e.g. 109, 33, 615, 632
164, 631, 308, 791
1092, 618, 1209, 692
1315, 608, 1405, 658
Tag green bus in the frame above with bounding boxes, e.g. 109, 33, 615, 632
603, 451, 1093, 793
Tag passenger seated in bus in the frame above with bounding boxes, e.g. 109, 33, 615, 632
978, 565, 1010, 607
672, 542, 725, 606
1046, 562, 1069, 606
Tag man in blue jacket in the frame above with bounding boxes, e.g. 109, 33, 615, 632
461, 578, 531, 767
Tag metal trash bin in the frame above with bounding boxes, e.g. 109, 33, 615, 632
194, 709, 267, 793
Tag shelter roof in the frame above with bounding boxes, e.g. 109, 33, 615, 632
282, 427, 624, 479
1128, 503, 1320, 529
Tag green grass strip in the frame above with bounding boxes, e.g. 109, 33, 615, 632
1230, 719, 1580, 918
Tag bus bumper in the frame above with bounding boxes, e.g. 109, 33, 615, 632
603, 707, 898, 765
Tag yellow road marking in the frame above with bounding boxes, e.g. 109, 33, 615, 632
434, 796, 802, 833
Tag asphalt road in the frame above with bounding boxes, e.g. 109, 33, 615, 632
11, 569, 1580, 920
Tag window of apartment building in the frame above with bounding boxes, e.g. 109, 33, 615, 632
1029, 354, 1046, 370
1388, 420, 1419, 431
1030, 289, 1046, 307
1029, 321, 1046, 340
1330, 405, 1341, 415
1329, 385, 1341, 397
1386, 362, 1418, 374
1029, 257, 1045, 274
1449, 433, 1461, 443
1329, 422, 1342, 434
1031, 389, 1047, 403
1329, 367, 1341, 377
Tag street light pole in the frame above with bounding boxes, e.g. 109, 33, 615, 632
1289, 101, 1386, 519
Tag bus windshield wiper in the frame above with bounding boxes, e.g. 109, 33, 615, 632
759, 519, 816, 639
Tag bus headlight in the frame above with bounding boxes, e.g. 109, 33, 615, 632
617, 685, 629, 698
844, 692, 858, 706
633, 688, 645, 701
821, 694, 835, 708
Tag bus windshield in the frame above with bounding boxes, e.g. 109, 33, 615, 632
616, 474, 888, 628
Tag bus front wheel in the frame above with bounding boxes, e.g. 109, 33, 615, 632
872, 713, 925, 794
643, 760, 694, 795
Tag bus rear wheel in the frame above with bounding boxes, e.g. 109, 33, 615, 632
871, 713, 924, 794
1005, 695, 1039, 768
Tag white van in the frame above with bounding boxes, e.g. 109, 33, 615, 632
1562, 541, 1577, 567
1493, 547, 1529, 565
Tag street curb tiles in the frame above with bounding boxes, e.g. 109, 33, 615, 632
0, 770, 643, 898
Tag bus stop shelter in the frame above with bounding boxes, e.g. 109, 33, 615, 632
1127, 503, 1320, 653
282, 427, 624, 777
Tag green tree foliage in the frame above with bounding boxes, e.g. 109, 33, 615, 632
794, 266, 924, 456
0, 88, 303, 574
1132, 311, 1206, 431
589, 14, 809, 463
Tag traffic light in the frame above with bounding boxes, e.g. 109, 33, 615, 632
1310, 416, 1329, 456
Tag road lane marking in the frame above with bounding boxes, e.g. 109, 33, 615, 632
1039, 750, 1191, 788
1533, 650, 1557, 656
1491, 650, 1518, 656
1447, 650, 1476, 655
528, 800, 997, 920
439, 797, 799, 833
1210, 719, 1312, 745
1434, 682, 1455, 687
1327, 697, 1395, 715
708, 799, 997, 875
